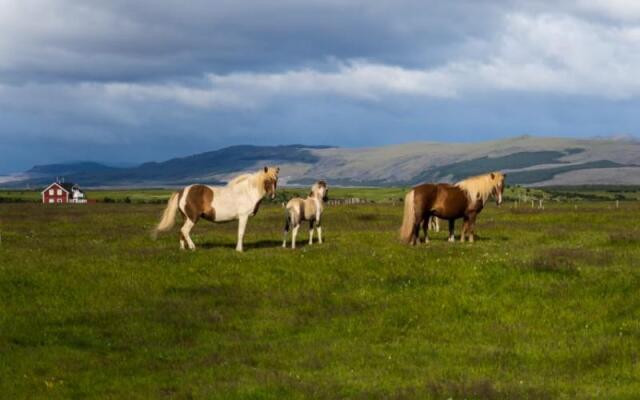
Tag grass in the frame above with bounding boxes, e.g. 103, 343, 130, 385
4, 184, 639, 205
1, 198, 640, 398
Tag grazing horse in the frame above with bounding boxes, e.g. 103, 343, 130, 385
282, 181, 328, 249
400, 172, 506, 245
153, 167, 279, 252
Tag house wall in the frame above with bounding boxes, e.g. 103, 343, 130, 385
42, 184, 69, 204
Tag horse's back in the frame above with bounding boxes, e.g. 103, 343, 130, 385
413, 183, 467, 219
286, 197, 316, 221
412, 183, 439, 213
178, 184, 215, 221
434, 183, 468, 218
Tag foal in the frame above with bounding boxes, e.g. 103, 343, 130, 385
282, 181, 328, 249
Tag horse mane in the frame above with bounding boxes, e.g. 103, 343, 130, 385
456, 172, 502, 207
257, 168, 279, 188
227, 173, 252, 187
308, 180, 325, 197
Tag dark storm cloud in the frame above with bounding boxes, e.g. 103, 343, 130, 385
0, 0, 510, 83
1, 0, 640, 173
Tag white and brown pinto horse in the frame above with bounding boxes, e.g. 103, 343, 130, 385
153, 167, 279, 252
400, 172, 506, 245
282, 181, 328, 249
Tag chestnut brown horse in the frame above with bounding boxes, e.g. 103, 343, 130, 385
400, 172, 506, 244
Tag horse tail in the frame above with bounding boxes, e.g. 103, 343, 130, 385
399, 189, 416, 243
284, 209, 291, 232
152, 191, 180, 239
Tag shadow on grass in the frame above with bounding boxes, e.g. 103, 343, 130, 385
524, 247, 612, 275
199, 239, 286, 250
427, 379, 554, 400
472, 234, 509, 242
609, 231, 640, 245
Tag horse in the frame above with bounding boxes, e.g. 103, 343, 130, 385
400, 172, 506, 245
153, 166, 279, 252
282, 181, 328, 249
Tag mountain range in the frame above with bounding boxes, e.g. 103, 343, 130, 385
3, 136, 640, 188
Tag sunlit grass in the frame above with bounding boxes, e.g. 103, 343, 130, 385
1, 200, 639, 398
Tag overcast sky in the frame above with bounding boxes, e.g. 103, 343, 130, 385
1, 0, 640, 172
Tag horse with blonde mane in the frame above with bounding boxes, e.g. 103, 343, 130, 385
153, 166, 279, 252
400, 172, 506, 245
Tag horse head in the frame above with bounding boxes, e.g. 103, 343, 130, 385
310, 180, 328, 201
262, 166, 280, 199
491, 172, 506, 206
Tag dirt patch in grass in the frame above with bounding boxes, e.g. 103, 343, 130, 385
526, 248, 612, 274
426, 379, 553, 400
509, 208, 544, 215
609, 231, 640, 245
354, 213, 379, 222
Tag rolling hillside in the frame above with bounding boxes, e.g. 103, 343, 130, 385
4, 136, 640, 187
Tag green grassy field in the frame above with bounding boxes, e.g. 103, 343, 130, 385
1, 198, 640, 399
0, 187, 410, 204
5, 184, 640, 204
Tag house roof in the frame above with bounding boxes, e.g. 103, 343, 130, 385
41, 182, 82, 194
60, 183, 78, 193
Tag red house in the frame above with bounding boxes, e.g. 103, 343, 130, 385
41, 182, 87, 204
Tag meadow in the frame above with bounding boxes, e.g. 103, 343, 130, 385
1, 192, 639, 399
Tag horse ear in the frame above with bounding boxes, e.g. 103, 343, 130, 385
491, 173, 495, 179
264, 166, 268, 173
276, 167, 280, 174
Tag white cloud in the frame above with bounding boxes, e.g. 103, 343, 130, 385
2, 6, 640, 117
577, 0, 640, 21
90, 12, 640, 107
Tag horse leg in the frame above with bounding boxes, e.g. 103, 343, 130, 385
461, 217, 469, 242
283, 213, 290, 248
422, 217, 430, 243
469, 213, 477, 243
291, 223, 300, 249
180, 218, 197, 250
411, 220, 421, 246
448, 219, 455, 242
317, 224, 323, 244
236, 215, 248, 252
309, 220, 314, 245
179, 232, 186, 250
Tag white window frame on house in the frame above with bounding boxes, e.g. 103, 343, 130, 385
57, 189, 62, 195
49, 198, 54, 203
57, 198, 62, 203
49, 189, 54, 195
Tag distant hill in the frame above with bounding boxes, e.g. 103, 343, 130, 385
4, 137, 640, 187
